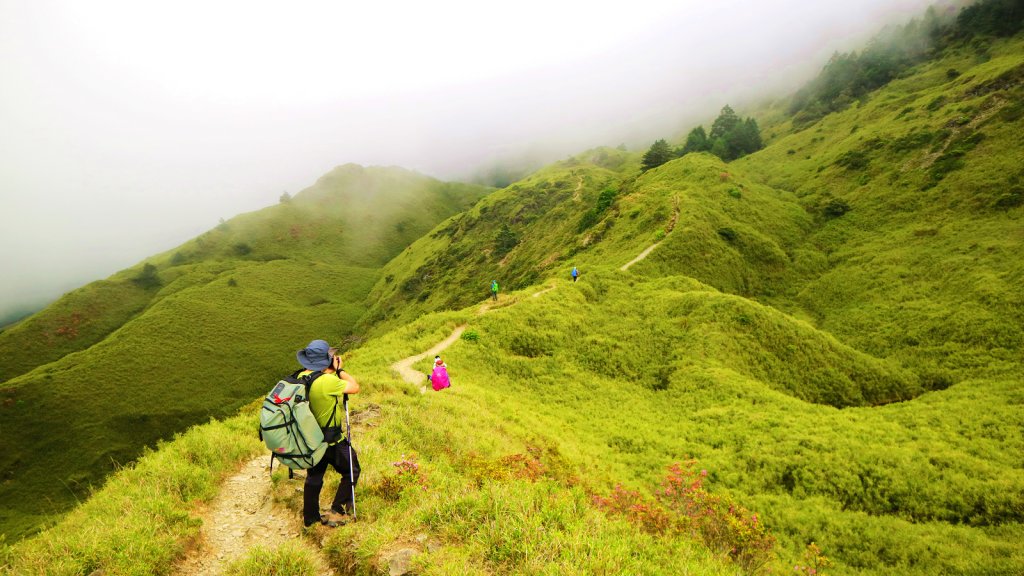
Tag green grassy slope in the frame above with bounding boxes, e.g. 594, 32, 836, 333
351, 275, 1020, 574
0, 166, 490, 539
591, 153, 815, 297
355, 147, 640, 336
0, 280, 155, 383
0, 164, 489, 384
8, 271, 1018, 574
3, 10, 1023, 576
302, 27, 1020, 574
363, 34, 1024, 386
356, 145, 818, 337
737, 37, 1024, 379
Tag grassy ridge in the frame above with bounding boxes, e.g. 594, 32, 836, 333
0, 280, 157, 383
2, 10, 1022, 576
4, 275, 1020, 574
356, 148, 638, 337
336, 275, 1020, 574
0, 166, 490, 539
0, 260, 376, 538
595, 153, 815, 296
739, 37, 1024, 377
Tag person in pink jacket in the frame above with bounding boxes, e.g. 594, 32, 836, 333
429, 355, 451, 391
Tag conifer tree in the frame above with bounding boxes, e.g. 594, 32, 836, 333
709, 105, 740, 140
641, 139, 674, 171
494, 223, 519, 256
132, 263, 161, 289
681, 126, 711, 155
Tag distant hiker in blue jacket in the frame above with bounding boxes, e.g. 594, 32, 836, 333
296, 339, 361, 528
491, 280, 499, 302
571, 266, 579, 283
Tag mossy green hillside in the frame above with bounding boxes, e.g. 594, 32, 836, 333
359, 32, 1024, 387
0, 166, 489, 540
3, 278, 1020, 574
0, 164, 489, 386
589, 153, 815, 297
0, 279, 154, 383
337, 273, 1020, 574
736, 36, 1024, 375
356, 147, 638, 336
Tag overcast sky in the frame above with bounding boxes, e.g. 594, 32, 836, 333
0, 0, 940, 319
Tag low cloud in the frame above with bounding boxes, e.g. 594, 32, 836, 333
0, 0, 940, 319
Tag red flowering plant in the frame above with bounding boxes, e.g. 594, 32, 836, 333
371, 454, 428, 501
594, 459, 777, 573
592, 484, 672, 534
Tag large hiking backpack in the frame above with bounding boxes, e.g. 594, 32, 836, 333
430, 364, 451, 391
259, 370, 339, 470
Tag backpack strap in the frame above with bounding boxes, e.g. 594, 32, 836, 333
301, 370, 340, 429
300, 370, 324, 399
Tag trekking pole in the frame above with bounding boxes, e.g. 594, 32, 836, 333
344, 393, 357, 520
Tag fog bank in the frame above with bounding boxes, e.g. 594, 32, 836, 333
0, 0, 940, 320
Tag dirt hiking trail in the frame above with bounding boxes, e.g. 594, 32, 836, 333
621, 243, 661, 271
620, 194, 681, 271
392, 285, 558, 388
172, 456, 334, 576
392, 325, 467, 388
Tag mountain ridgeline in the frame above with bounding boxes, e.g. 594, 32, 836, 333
2, 3, 1023, 575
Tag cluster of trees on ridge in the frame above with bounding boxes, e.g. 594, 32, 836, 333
642, 105, 764, 171
789, 0, 1024, 128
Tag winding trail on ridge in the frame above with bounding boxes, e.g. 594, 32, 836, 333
620, 194, 681, 271
620, 243, 660, 271
391, 285, 557, 388
171, 228, 669, 574
392, 325, 467, 387
394, 198, 679, 386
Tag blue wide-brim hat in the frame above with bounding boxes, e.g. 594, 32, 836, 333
297, 339, 332, 371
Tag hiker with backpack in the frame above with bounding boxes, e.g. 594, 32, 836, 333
294, 339, 361, 528
491, 279, 499, 302
571, 266, 579, 283
428, 355, 451, 391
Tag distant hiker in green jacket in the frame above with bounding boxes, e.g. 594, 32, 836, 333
296, 339, 361, 528
491, 279, 499, 302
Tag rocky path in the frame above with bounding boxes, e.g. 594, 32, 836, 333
172, 456, 333, 576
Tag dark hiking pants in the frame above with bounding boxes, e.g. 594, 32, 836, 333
303, 440, 360, 526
